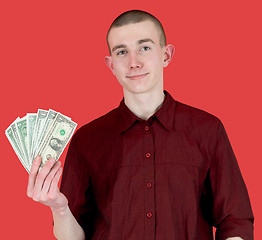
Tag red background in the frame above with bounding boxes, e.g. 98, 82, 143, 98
0, 0, 261, 239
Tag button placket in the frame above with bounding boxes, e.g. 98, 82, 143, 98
143, 124, 155, 240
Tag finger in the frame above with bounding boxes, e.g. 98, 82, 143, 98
49, 166, 63, 196
41, 161, 61, 196
32, 158, 57, 201
27, 156, 41, 197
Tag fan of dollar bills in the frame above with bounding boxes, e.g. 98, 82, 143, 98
5, 109, 77, 173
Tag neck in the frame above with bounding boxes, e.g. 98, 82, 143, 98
123, 88, 165, 120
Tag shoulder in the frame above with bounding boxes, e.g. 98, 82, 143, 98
174, 100, 222, 132
173, 101, 225, 158
71, 107, 119, 144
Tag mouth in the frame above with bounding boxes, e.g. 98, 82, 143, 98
126, 73, 149, 80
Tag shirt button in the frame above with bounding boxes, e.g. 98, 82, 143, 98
146, 152, 151, 158
147, 182, 152, 188
145, 126, 150, 131
147, 212, 153, 218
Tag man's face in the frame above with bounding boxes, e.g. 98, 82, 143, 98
105, 20, 173, 95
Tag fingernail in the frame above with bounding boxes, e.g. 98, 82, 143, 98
49, 158, 55, 163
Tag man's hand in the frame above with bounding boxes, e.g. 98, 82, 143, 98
27, 156, 85, 239
27, 156, 68, 213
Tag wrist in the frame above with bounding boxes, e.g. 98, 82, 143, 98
51, 204, 69, 216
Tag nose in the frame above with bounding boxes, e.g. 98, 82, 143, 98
128, 52, 142, 69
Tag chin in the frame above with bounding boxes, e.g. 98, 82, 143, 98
126, 86, 153, 95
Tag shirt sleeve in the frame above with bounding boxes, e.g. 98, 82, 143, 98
60, 130, 97, 238
208, 120, 254, 240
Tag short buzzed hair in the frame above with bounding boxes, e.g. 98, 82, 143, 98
106, 10, 167, 55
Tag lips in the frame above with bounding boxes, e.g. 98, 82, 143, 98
126, 73, 149, 80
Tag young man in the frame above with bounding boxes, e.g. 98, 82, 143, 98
27, 10, 254, 239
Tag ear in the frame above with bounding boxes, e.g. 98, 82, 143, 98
105, 56, 115, 75
162, 44, 175, 67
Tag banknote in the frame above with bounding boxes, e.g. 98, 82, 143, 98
5, 110, 77, 173
31, 109, 48, 160
37, 113, 77, 167
10, 119, 29, 168
5, 118, 30, 173
33, 109, 58, 162
16, 117, 30, 168
27, 113, 37, 165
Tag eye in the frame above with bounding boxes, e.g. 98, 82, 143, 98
117, 50, 127, 56
141, 46, 150, 51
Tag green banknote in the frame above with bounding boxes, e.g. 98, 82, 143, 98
31, 109, 48, 160
5, 118, 30, 173
27, 113, 37, 165
37, 113, 77, 167
16, 117, 30, 169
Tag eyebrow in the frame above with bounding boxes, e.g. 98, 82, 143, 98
111, 38, 155, 53
112, 44, 127, 53
138, 38, 155, 45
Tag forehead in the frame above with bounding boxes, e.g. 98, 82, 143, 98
108, 20, 161, 47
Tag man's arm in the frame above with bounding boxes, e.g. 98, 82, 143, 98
208, 121, 254, 239
52, 205, 85, 240
27, 156, 85, 240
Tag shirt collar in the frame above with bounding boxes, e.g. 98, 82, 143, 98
117, 90, 177, 134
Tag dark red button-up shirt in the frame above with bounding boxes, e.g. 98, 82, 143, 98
60, 91, 254, 240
